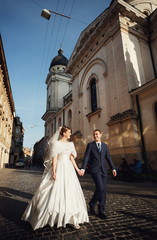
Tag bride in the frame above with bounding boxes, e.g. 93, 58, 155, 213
22, 126, 89, 230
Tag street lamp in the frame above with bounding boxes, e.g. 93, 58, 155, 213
41, 8, 71, 20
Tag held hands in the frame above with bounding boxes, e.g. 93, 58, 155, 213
77, 169, 85, 176
112, 169, 117, 177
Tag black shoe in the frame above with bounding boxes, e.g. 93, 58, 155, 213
89, 206, 96, 215
98, 212, 107, 219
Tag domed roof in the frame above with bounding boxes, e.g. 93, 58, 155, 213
49, 49, 68, 70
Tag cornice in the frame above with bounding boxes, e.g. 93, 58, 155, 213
42, 108, 60, 121
107, 109, 137, 125
110, 0, 146, 21
129, 78, 157, 96
119, 17, 148, 42
67, 0, 147, 76
0, 35, 15, 114
68, 17, 121, 76
128, 0, 157, 6
42, 101, 72, 122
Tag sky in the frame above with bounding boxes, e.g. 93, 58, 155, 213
0, 0, 112, 149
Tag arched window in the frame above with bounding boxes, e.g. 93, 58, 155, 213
47, 96, 51, 110
58, 118, 61, 127
90, 78, 97, 112
51, 123, 53, 135
68, 109, 72, 128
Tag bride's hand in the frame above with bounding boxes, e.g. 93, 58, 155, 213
53, 173, 56, 180
77, 169, 82, 176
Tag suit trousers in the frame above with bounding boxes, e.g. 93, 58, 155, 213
89, 171, 107, 213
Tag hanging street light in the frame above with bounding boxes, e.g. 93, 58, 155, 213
41, 8, 71, 20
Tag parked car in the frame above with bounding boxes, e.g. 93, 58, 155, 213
15, 159, 25, 168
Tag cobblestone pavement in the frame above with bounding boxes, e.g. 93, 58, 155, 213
0, 168, 157, 240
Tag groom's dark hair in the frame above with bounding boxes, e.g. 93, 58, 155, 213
93, 129, 101, 134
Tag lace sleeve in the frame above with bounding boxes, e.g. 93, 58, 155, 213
71, 142, 77, 158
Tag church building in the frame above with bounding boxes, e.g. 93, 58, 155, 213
42, 0, 157, 170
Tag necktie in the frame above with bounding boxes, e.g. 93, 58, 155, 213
98, 143, 101, 153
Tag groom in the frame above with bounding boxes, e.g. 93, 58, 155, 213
80, 129, 116, 219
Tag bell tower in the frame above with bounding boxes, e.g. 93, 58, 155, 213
43, 49, 72, 118
42, 48, 72, 136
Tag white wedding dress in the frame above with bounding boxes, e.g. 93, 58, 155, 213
22, 141, 89, 230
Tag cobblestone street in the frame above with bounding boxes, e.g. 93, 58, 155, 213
0, 168, 157, 240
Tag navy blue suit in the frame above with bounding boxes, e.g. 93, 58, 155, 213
81, 141, 115, 213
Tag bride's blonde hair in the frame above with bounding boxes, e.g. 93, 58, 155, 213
60, 126, 70, 136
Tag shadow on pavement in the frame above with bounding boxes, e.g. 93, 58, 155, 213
11, 169, 44, 175
0, 195, 32, 231
0, 187, 33, 200
0, 187, 34, 232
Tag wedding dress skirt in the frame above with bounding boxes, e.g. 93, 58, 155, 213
22, 141, 89, 230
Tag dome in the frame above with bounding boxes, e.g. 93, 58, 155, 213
125, 0, 157, 15
49, 49, 68, 70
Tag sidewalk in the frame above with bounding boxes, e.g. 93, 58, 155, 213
0, 168, 156, 240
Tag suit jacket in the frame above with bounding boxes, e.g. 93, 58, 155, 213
81, 141, 115, 174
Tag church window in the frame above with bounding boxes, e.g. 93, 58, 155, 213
47, 96, 51, 110
90, 78, 97, 112
51, 123, 53, 135
58, 118, 61, 127
68, 109, 72, 128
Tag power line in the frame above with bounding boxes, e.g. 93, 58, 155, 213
30, 0, 44, 9
61, 0, 76, 46
51, 0, 67, 57
37, 0, 60, 113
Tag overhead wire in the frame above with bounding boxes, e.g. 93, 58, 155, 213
30, 0, 44, 9
51, 0, 67, 57
30, 0, 88, 123
42, 0, 60, 78
26, 0, 90, 147
39, 0, 60, 112
31, 20, 49, 133
40, 0, 88, 113
61, 0, 76, 46
30, 0, 50, 130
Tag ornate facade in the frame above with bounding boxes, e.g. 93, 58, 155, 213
42, 49, 72, 150
0, 35, 15, 168
43, 0, 157, 170
9, 116, 24, 166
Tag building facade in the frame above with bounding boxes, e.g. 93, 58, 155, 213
42, 49, 72, 151
43, 0, 157, 170
9, 116, 24, 166
0, 35, 15, 168
32, 137, 45, 166
23, 147, 33, 166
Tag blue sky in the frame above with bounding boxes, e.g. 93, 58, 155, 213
0, 0, 112, 149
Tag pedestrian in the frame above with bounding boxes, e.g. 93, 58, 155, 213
130, 158, 142, 174
118, 158, 130, 180
80, 129, 116, 219
22, 126, 89, 230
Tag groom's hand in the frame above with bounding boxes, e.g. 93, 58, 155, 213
112, 169, 117, 177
